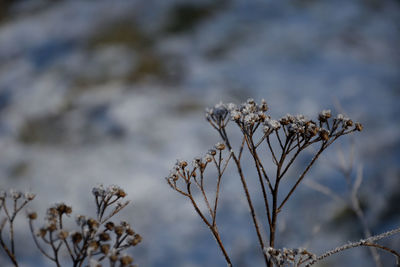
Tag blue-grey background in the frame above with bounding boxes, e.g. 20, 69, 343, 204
0, 0, 399, 266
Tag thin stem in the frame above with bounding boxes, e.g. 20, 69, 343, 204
212, 152, 224, 227
0, 229, 18, 266
266, 136, 278, 165
49, 231, 61, 267
275, 130, 284, 150
307, 227, 400, 266
246, 136, 272, 232
278, 143, 326, 211
187, 183, 232, 266
220, 128, 269, 265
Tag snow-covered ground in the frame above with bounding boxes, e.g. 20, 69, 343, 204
0, 0, 399, 266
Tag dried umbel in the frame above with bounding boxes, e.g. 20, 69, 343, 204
167, 99, 400, 267
25, 185, 141, 267
264, 247, 316, 267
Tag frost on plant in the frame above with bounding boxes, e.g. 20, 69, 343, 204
167, 98, 399, 267
0, 185, 141, 267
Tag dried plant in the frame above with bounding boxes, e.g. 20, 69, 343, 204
0, 185, 141, 267
166, 98, 399, 266
0, 190, 35, 266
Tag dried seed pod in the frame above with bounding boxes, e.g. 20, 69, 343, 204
47, 223, 57, 232
126, 228, 135, 236
28, 212, 37, 220
260, 99, 268, 112
56, 203, 72, 214
58, 230, 69, 240
319, 129, 330, 141
114, 226, 124, 236
120, 255, 133, 266
117, 189, 126, 198
87, 218, 99, 229
355, 122, 363, 131
130, 234, 142, 246
71, 232, 83, 243
215, 142, 225, 150
345, 119, 353, 127
99, 232, 111, 241
208, 149, 216, 156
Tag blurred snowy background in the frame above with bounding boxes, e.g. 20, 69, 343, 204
0, 0, 399, 266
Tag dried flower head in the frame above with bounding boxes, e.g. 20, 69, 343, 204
28, 212, 38, 220
24, 192, 36, 201
58, 230, 69, 240
355, 122, 363, 131
120, 255, 133, 266
71, 232, 83, 243
168, 99, 365, 267
215, 142, 226, 150
10, 189, 22, 200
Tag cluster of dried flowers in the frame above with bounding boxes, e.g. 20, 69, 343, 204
0, 185, 141, 267
264, 247, 316, 267
167, 99, 399, 267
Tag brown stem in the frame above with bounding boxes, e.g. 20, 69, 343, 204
246, 136, 272, 233
278, 143, 326, 211
0, 231, 18, 266
49, 231, 61, 267
220, 128, 269, 265
269, 136, 294, 253
187, 183, 233, 266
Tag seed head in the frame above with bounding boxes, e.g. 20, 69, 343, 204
319, 129, 330, 141
126, 227, 135, 236
345, 119, 353, 127
355, 122, 363, 131
114, 226, 124, 236
56, 203, 72, 215
215, 142, 225, 150
71, 232, 83, 243
204, 154, 213, 163
260, 99, 268, 112
24, 192, 36, 201
58, 230, 69, 240
129, 234, 142, 246
28, 212, 37, 220
208, 149, 216, 156
87, 218, 99, 229
120, 255, 133, 266
319, 110, 331, 121
10, 189, 22, 200
116, 188, 126, 198
177, 160, 188, 168
99, 232, 111, 241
